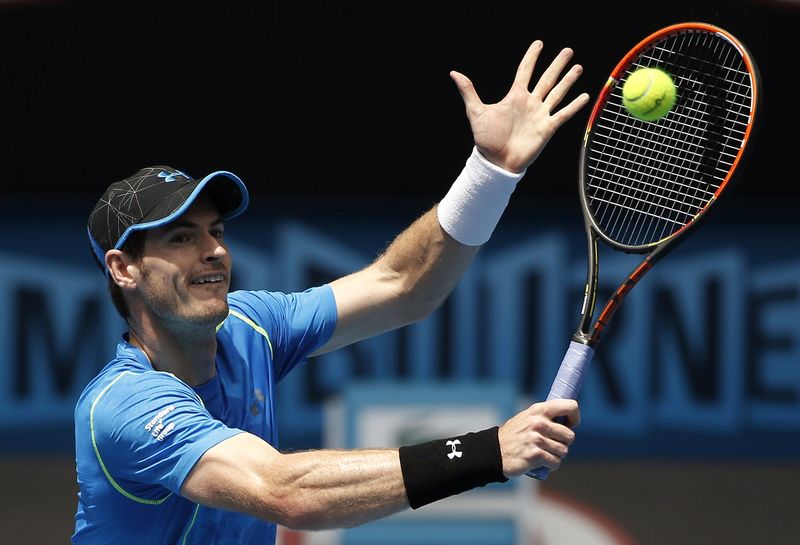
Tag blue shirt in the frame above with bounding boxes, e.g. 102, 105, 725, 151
73, 286, 337, 545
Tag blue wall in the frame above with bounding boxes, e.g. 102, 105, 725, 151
1, 210, 797, 459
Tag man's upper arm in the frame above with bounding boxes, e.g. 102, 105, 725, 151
181, 432, 284, 520
316, 265, 410, 354
314, 208, 479, 355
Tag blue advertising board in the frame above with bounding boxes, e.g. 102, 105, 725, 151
1, 213, 798, 458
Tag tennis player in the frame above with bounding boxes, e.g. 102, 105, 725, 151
73, 41, 589, 544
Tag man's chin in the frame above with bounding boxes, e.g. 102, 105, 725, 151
187, 301, 229, 327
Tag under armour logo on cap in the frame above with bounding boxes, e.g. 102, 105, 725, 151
446, 439, 462, 459
158, 170, 190, 183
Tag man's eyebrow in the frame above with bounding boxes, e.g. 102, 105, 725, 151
162, 217, 225, 231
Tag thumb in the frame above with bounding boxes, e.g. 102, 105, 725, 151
450, 70, 484, 118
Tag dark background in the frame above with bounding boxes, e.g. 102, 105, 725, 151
0, 0, 792, 223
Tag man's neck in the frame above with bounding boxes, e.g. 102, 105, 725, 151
128, 318, 218, 387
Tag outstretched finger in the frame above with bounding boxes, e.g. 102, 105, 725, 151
544, 64, 584, 111
513, 40, 544, 89
551, 92, 592, 128
531, 47, 575, 101
450, 70, 484, 117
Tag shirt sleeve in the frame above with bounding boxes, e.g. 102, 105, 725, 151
90, 371, 243, 498
227, 285, 338, 382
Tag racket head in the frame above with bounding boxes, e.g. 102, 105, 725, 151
578, 22, 760, 254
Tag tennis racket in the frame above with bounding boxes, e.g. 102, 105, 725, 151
528, 22, 760, 480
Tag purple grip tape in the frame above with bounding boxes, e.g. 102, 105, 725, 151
526, 341, 594, 480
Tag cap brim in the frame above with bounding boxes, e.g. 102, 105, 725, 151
113, 171, 249, 251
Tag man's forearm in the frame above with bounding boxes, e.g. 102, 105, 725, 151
270, 449, 409, 530
183, 402, 579, 530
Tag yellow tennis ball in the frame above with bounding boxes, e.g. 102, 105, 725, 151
622, 67, 677, 122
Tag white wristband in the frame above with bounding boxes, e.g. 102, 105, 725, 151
437, 147, 526, 246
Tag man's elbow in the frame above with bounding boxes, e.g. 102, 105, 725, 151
271, 500, 344, 532
395, 290, 446, 324
277, 508, 320, 531
251, 483, 320, 530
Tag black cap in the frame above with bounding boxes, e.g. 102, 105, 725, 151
87, 165, 249, 272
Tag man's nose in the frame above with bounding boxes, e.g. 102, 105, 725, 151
203, 235, 227, 262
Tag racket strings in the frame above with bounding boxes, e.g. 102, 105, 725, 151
586, 29, 753, 248
597, 31, 717, 243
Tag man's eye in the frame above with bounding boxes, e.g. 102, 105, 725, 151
212, 229, 225, 239
171, 233, 190, 243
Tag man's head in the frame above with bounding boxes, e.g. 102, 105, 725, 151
88, 166, 249, 322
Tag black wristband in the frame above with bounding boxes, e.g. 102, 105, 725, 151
398, 426, 508, 509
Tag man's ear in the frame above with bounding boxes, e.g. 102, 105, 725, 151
106, 250, 138, 289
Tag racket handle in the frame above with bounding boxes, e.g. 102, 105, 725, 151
525, 341, 594, 480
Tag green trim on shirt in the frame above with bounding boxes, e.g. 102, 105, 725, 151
90, 371, 173, 505
227, 309, 274, 358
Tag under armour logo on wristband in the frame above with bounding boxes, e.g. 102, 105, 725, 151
446, 439, 462, 459
399, 427, 506, 509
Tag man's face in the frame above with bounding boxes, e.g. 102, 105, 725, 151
133, 195, 232, 328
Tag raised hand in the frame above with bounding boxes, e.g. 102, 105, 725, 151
450, 41, 591, 173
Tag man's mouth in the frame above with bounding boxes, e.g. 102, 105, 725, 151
190, 274, 225, 285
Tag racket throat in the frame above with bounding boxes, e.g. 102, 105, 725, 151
589, 258, 654, 344
576, 232, 601, 341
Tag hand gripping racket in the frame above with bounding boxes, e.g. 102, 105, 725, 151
528, 22, 760, 479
